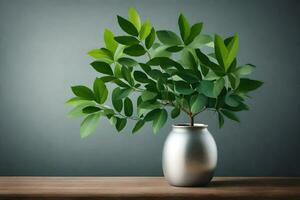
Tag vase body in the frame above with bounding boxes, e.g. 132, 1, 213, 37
162, 124, 217, 187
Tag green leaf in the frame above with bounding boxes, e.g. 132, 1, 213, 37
148, 69, 163, 80
225, 93, 242, 107
65, 97, 91, 106
124, 97, 133, 117
224, 36, 234, 46
104, 29, 118, 54
115, 117, 127, 132
218, 111, 224, 128
235, 64, 255, 76
90, 61, 113, 75
208, 53, 216, 59
147, 57, 184, 71
82, 106, 101, 114
100, 76, 116, 83
103, 108, 115, 118
121, 66, 134, 86
214, 34, 228, 70
204, 70, 220, 81
225, 34, 239, 68
118, 57, 138, 67
113, 79, 130, 89
128, 7, 141, 31
112, 88, 123, 112
109, 115, 117, 125
156, 30, 182, 46
123, 44, 146, 56
174, 81, 194, 95
133, 71, 149, 83
185, 23, 203, 45
114, 45, 125, 61
139, 19, 152, 40
141, 91, 157, 101
156, 77, 165, 91
214, 78, 225, 97
132, 120, 145, 134
153, 109, 168, 134
206, 98, 217, 108
166, 46, 183, 52
80, 113, 101, 138
198, 81, 215, 98
114, 63, 122, 78
195, 49, 211, 66
117, 15, 138, 36
198, 78, 225, 98
137, 96, 146, 116
138, 100, 161, 109
145, 28, 156, 49
114, 36, 140, 45
177, 97, 190, 111
195, 49, 221, 76
221, 109, 240, 122
87, 48, 113, 63
71, 86, 94, 100
171, 107, 181, 118
165, 89, 176, 99
144, 109, 160, 121
237, 78, 263, 93
188, 34, 212, 48
145, 81, 159, 92
148, 43, 171, 58
137, 64, 150, 74
190, 94, 207, 113
93, 78, 108, 104
119, 88, 133, 99
228, 73, 240, 89
178, 14, 190, 42
176, 69, 199, 83
227, 59, 237, 72
68, 101, 95, 118
180, 49, 199, 75
224, 102, 249, 112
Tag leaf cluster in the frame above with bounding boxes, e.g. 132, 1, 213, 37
66, 8, 263, 138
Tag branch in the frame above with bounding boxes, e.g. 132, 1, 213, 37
132, 87, 145, 92
117, 112, 141, 121
140, 41, 151, 60
98, 105, 141, 121
192, 107, 207, 117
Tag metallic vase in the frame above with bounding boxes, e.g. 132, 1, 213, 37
162, 124, 218, 187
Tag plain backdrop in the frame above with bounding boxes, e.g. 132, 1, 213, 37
0, 0, 299, 176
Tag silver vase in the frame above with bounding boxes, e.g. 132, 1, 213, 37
162, 124, 218, 187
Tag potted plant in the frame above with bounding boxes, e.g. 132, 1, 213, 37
66, 7, 263, 186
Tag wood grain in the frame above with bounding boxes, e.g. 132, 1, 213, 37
0, 177, 299, 200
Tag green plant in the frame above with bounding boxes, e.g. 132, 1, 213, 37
66, 7, 263, 138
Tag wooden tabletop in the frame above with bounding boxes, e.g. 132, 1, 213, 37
0, 177, 299, 200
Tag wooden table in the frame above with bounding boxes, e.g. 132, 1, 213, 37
0, 177, 299, 200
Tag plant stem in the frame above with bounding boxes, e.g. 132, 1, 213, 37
117, 112, 140, 121
132, 87, 144, 92
146, 51, 151, 60
140, 41, 151, 60
189, 113, 194, 126
98, 105, 140, 121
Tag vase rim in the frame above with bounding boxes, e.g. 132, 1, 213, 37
173, 123, 208, 128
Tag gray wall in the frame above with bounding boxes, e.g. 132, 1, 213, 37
0, 0, 299, 176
